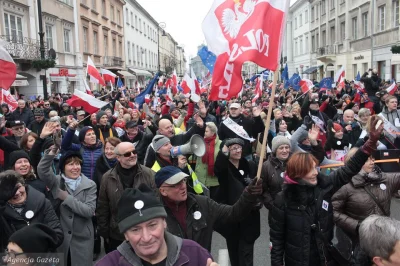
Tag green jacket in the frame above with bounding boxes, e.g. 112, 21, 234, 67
195, 138, 222, 187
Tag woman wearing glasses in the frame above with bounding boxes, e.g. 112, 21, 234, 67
37, 146, 97, 266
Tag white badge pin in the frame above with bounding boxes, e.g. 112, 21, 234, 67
337, 141, 341, 145
239, 170, 244, 176
193, 211, 202, 220
25, 210, 34, 219
134, 200, 144, 216
322, 200, 329, 211
380, 184, 387, 191
280, 172, 284, 178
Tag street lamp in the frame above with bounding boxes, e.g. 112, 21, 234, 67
157, 22, 166, 73
36, 0, 48, 99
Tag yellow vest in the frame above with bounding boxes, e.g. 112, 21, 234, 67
152, 162, 203, 194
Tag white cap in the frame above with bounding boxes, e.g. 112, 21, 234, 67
229, 103, 241, 109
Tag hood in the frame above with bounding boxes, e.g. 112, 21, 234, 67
351, 171, 384, 188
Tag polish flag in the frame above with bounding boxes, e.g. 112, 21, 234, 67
354, 80, 365, 93
252, 74, 263, 103
334, 66, 345, 91
191, 68, 201, 95
87, 57, 105, 86
0, 88, 18, 111
299, 78, 314, 94
66, 89, 107, 114
158, 75, 164, 88
100, 69, 117, 84
386, 81, 398, 95
171, 69, 178, 94
83, 79, 94, 95
181, 73, 194, 94
165, 86, 173, 103
202, 0, 290, 100
0, 44, 17, 90
145, 94, 151, 104
337, 75, 345, 92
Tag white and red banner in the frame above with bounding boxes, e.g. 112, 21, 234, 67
0, 88, 18, 111
202, 0, 290, 100
87, 57, 106, 86
66, 89, 107, 114
299, 78, 314, 94
386, 81, 398, 95
0, 44, 17, 90
100, 68, 117, 84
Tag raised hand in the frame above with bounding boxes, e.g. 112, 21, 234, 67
206, 258, 219, 266
252, 106, 261, 117
40, 122, 57, 139
308, 124, 320, 143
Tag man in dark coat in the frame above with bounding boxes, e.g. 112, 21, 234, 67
12, 99, 34, 126
93, 110, 118, 144
28, 108, 48, 135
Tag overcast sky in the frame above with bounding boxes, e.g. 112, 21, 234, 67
136, 0, 298, 69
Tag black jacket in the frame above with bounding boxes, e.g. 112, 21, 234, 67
0, 135, 21, 170
28, 118, 48, 135
120, 129, 154, 165
269, 148, 369, 266
0, 185, 64, 251
11, 107, 34, 126
94, 124, 118, 142
93, 154, 116, 193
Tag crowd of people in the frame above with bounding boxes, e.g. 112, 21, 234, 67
0, 68, 400, 266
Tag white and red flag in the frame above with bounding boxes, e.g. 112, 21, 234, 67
82, 79, 94, 95
386, 81, 398, 95
66, 89, 107, 114
252, 74, 263, 103
354, 80, 365, 93
299, 78, 314, 94
334, 66, 345, 91
202, 0, 290, 100
0, 88, 18, 111
0, 44, 17, 90
87, 57, 106, 86
181, 73, 194, 94
158, 75, 165, 88
100, 68, 117, 84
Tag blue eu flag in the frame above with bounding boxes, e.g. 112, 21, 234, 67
197, 46, 216, 74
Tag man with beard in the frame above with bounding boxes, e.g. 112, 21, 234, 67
218, 102, 264, 160
96, 142, 156, 253
120, 120, 154, 165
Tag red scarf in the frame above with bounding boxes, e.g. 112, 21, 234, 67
202, 135, 217, 176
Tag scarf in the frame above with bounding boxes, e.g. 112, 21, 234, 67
202, 135, 217, 176
61, 174, 82, 192
99, 127, 113, 144
104, 154, 117, 169
116, 163, 137, 189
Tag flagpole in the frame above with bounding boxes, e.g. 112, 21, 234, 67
256, 68, 279, 180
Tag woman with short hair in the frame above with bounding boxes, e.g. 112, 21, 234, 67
20, 132, 38, 153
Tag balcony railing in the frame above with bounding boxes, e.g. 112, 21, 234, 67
317, 45, 338, 57
0, 35, 45, 60
103, 56, 123, 67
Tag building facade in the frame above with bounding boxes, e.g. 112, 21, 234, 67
124, 0, 158, 87
159, 30, 177, 75
176, 45, 186, 77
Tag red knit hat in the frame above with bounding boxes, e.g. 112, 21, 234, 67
332, 123, 343, 132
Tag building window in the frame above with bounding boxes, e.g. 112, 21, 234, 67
294, 17, 297, 29
135, 15, 138, 29
295, 40, 298, 56
148, 25, 150, 38
125, 9, 129, 24
93, 31, 98, 54
102, 0, 106, 16
139, 18, 142, 32
137, 45, 140, 65
378, 5, 385, 32
311, 7, 315, 21
316, 3, 319, 18
4, 13, 23, 43
394, 1, 399, 27
110, 5, 114, 21
119, 41, 122, 57
340, 21, 345, 41
143, 22, 146, 35
131, 12, 134, 26
321, 0, 326, 15
83, 27, 88, 53
112, 39, 116, 56
362, 63, 368, 73
63, 29, 71, 53
305, 36, 309, 53
117, 10, 121, 24
300, 37, 303, 54
92, 0, 96, 10
311, 35, 315, 51
352, 17, 358, 40
132, 43, 135, 64
316, 33, 319, 48
299, 14, 303, 26
104, 35, 108, 56
127, 41, 131, 63
330, 0, 335, 10
305, 10, 308, 23
45, 24, 53, 49
322, 30, 326, 46
330, 26, 335, 43
362, 12, 368, 37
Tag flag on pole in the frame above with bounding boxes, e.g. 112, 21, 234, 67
197, 46, 217, 74
334, 66, 345, 91
181, 73, 194, 94
191, 68, 201, 96
87, 57, 106, 86
355, 71, 361, 81
135, 73, 160, 106
171, 69, 178, 94
319, 77, 333, 90
100, 69, 117, 84
0, 88, 18, 111
0, 44, 17, 90
202, 0, 290, 100
252, 73, 263, 103
66, 89, 108, 114
289, 73, 301, 91
82, 79, 94, 95
299, 78, 314, 94
386, 81, 398, 95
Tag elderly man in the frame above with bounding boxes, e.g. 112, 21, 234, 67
144, 114, 205, 168
95, 184, 218, 266
97, 142, 156, 253
11, 99, 34, 126
358, 215, 400, 265
156, 166, 262, 252
341, 109, 362, 146
28, 108, 48, 135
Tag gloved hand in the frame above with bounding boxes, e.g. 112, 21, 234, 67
53, 130, 62, 149
303, 116, 314, 130
245, 178, 263, 196
361, 116, 384, 155
57, 189, 69, 201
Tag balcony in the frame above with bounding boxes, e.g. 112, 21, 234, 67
316, 44, 338, 62
0, 35, 43, 60
103, 56, 123, 67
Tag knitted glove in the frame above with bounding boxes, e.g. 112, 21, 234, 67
245, 178, 263, 196
361, 116, 383, 155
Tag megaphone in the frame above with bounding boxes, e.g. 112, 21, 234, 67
170, 134, 205, 158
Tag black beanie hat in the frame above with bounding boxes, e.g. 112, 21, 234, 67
59, 150, 83, 173
78, 126, 94, 143
8, 150, 31, 169
117, 183, 167, 233
9, 223, 59, 253
96, 111, 107, 123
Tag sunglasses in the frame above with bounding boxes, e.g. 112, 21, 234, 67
119, 150, 137, 157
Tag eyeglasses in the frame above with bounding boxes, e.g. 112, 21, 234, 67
230, 147, 242, 152
12, 126, 24, 131
4, 249, 25, 259
44, 104, 50, 106
162, 178, 187, 189
119, 150, 137, 157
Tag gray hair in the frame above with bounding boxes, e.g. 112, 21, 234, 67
49, 116, 61, 123
49, 110, 58, 117
359, 215, 400, 260
358, 108, 371, 117
206, 122, 218, 135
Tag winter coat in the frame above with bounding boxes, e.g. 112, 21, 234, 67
96, 164, 156, 241
0, 135, 20, 170
218, 114, 265, 157
95, 232, 212, 266
214, 151, 260, 244
94, 124, 118, 143
11, 107, 34, 126
0, 185, 64, 251
93, 154, 116, 192
269, 148, 370, 266
61, 128, 103, 180
37, 153, 97, 266
380, 107, 400, 130
341, 121, 362, 146
332, 171, 400, 241
28, 118, 48, 135
195, 138, 222, 187
165, 189, 259, 251
120, 128, 154, 165
144, 123, 206, 168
